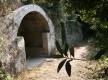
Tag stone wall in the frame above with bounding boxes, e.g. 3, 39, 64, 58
54, 21, 83, 47
66, 21, 83, 46
0, 4, 55, 75
1, 37, 26, 75
0, 0, 22, 17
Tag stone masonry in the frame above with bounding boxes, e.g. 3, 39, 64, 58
0, 4, 55, 75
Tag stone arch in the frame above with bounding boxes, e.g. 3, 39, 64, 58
6, 4, 55, 56
18, 11, 50, 56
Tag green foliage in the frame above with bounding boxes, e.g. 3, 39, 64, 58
95, 48, 107, 60
57, 44, 73, 76
35, 0, 108, 78
60, 22, 67, 45
65, 60, 71, 76
56, 42, 74, 77
63, 43, 69, 57
5, 75, 14, 80
40, 0, 108, 52
65, 0, 108, 49
56, 41, 107, 77
69, 47, 74, 57
21, 0, 36, 4
55, 21, 68, 57
101, 55, 108, 62
55, 22, 106, 76
57, 59, 66, 73
66, 0, 108, 23
55, 40, 69, 57
55, 18, 74, 76
55, 40, 63, 56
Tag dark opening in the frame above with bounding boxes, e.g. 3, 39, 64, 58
17, 11, 49, 57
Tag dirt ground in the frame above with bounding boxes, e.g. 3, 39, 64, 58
17, 58, 107, 80
17, 45, 108, 80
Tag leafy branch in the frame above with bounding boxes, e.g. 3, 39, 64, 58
55, 40, 74, 77
55, 40, 107, 77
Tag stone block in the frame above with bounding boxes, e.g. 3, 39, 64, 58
1, 37, 27, 75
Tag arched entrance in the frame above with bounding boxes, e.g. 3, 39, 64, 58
1, 4, 55, 74
17, 11, 50, 57
4, 4, 55, 58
